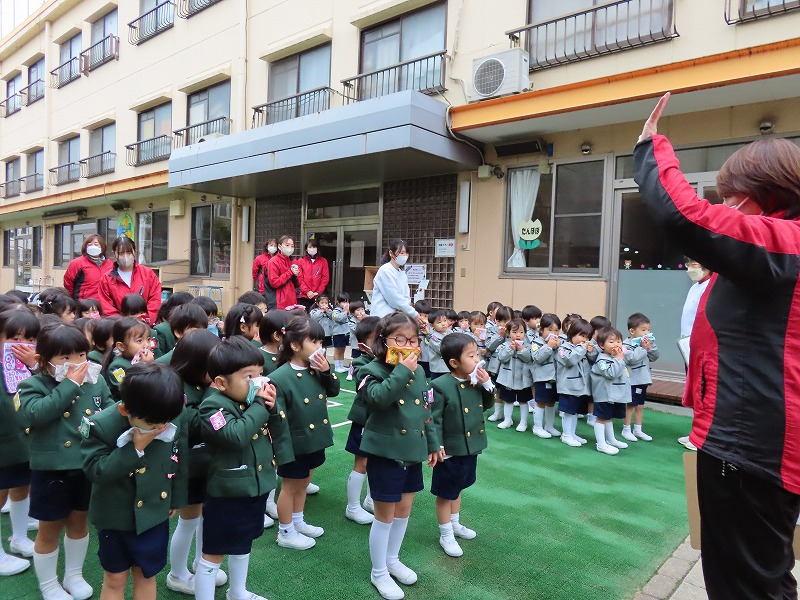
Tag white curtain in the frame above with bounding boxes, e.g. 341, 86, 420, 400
507, 168, 541, 268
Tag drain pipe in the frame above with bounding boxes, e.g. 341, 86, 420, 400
230, 0, 249, 301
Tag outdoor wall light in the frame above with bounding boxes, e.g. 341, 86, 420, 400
581, 142, 592, 155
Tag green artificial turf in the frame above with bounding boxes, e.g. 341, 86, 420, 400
0, 379, 692, 599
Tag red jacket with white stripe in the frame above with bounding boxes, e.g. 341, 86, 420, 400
97, 263, 163, 324
635, 135, 800, 494
63, 255, 114, 301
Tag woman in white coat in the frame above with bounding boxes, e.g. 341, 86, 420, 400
370, 238, 427, 327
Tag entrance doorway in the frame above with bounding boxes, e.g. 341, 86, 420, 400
306, 226, 380, 303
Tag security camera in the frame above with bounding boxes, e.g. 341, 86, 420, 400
580, 143, 592, 155
492, 165, 505, 179
758, 120, 774, 135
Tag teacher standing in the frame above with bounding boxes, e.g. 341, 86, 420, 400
268, 235, 301, 310
635, 92, 800, 600
370, 238, 426, 327
98, 236, 162, 323
296, 240, 329, 312
63, 234, 114, 300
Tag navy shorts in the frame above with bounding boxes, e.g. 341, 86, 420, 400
30, 469, 91, 521
558, 394, 590, 416
203, 494, 268, 556
0, 462, 31, 490
323, 336, 333, 348
276, 449, 325, 479
533, 381, 557, 405
97, 520, 168, 578
187, 477, 207, 506
431, 455, 477, 500
366, 454, 423, 503
332, 334, 349, 348
498, 384, 533, 404
631, 385, 648, 407
345, 423, 368, 457
593, 402, 627, 420
419, 361, 432, 378
351, 349, 362, 360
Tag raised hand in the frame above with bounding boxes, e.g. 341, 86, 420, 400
638, 92, 671, 144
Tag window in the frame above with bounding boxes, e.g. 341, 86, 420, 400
130, 0, 175, 45
4, 158, 20, 197
91, 8, 118, 43
53, 222, 99, 267
23, 149, 43, 192
86, 9, 118, 70
0, 0, 46, 38
505, 160, 604, 274
55, 136, 81, 184
741, 0, 800, 17
32, 226, 41, 267
2, 231, 9, 267
136, 210, 169, 264
5, 227, 34, 285
5, 73, 22, 114
267, 45, 331, 123
87, 123, 116, 177
135, 103, 172, 164
55, 33, 82, 87
182, 80, 231, 145
191, 201, 231, 276
25, 58, 45, 104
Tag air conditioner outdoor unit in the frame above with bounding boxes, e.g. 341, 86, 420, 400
470, 47, 530, 101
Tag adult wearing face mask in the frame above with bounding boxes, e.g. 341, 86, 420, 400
268, 235, 302, 310
63, 234, 114, 301
635, 93, 800, 600
370, 238, 427, 327
97, 236, 162, 323
296, 240, 330, 312
253, 238, 278, 310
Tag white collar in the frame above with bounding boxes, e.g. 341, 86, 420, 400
116, 422, 177, 448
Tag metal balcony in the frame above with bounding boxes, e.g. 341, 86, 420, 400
173, 116, 231, 148
125, 135, 173, 166
80, 151, 116, 178
80, 35, 120, 74
725, 0, 800, 23
50, 57, 81, 89
251, 87, 333, 128
507, 0, 678, 71
20, 173, 43, 193
0, 93, 21, 117
178, 0, 224, 18
20, 80, 44, 106
49, 162, 81, 186
128, 1, 175, 46
341, 51, 446, 104
3, 179, 21, 198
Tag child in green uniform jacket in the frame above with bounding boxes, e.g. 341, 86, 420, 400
258, 310, 288, 376
359, 313, 442, 600
81, 362, 187, 600
87, 317, 115, 365
430, 333, 496, 558
195, 337, 292, 600
154, 303, 209, 366
151, 291, 194, 358
18, 322, 114, 600
223, 303, 263, 348
270, 316, 339, 550
102, 318, 154, 400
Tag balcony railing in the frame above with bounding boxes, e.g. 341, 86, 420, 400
80, 35, 119, 74
20, 79, 44, 106
49, 162, 81, 186
342, 51, 446, 104
0, 93, 22, 117
507, 0, 678, 71
725, 0, 800, 23
128, 1, 175, 46
20, 173, 43, 193
50, 57, 81, 89
3, 179, 21, 198
173, 116, 230, 148
80, 151, 116, 178
252, 87, 334, 128
126, 135, 172, 166
178, 0, 224, 18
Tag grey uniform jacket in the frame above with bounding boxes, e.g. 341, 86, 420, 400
310, 308, 335, 336
427, 330, 449, 374
347, 315, 358, 347
622, 339, 660, 386
554, 342, 592, 397
420, 325, 433, 363
590, 352, 632, 403
330, 308, 350, 336
485, 327, 505, 375
496, 340, 533, 389
530, 335, 557, 382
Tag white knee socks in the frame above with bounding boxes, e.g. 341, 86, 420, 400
517, 403, 529, 428
503, 403, 514, 422
62, 535, 89, 589
533, 406, 545, 430
9, 498, 30, 545
194, 558, 220, 600
347, 471, 366, 511
386, 517, 409, 569
594, 422, 607, 446
227, 553, 251, 599
369, 520, 392, 579
34, 548, 63, 599
170, 516, 200, 580
545, 405, 557, 429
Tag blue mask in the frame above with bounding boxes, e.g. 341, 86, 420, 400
245, 376, 271, 406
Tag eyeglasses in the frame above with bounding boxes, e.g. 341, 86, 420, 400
386, 335, 420, 347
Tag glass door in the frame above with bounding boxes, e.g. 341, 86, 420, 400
306, 225, 379, 303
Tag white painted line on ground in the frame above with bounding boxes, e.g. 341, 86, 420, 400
327, 400, 343, 408
338, 388, 356, 395
332, 420, 352, 428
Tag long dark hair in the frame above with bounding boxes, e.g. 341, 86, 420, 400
101, 317, 149, 371
277, 316, 325, 366
381, 238, 408, 265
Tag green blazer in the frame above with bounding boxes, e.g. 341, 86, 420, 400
260, 348, 279, 376
155, 348, 174, 365
431, 375, 495, 456
0, 363, 30, 467
105, 355, 133, 400
199, 389, 292, 498
185, 384, 212, 480
18, 373, 114, 471
269, 363, 339, 457
359, 359, 440, 463
87, 349, 105, 365
81, 405, 188, 534
152, 322, 175, 359
346, 353, 374, 425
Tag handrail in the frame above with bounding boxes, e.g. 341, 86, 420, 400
173, 116, 231, 148
50, 57, 81, 89
80, 35, 119, 74
20, 173, 43, 193
20, 79, 44, 106
125, 135, 173, 166
724, 0, 800, 23
3, 179, 21, 198
506, 0, 678, 71
128, 1, 175, 46
251, 87, 333, 128
341, 50, 446, 103
178, 0, 224, 18
49, 162, 81, 186
0, 93, 21, 117
80, 151, 116, 178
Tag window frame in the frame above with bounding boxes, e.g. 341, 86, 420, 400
137, 102, 172, 141
135, 209, 169, 264
91, 8, 118, 44
187, 79, 231, 126
190, 200, 232, 277
268, 43, 332, 102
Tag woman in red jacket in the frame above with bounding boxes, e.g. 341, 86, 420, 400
97, 236, 162, 323
296, 240, 329, 312
252, 238, 278, 309
62, 234, 114, 300
267, 235, 301, 310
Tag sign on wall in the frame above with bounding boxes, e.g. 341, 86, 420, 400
518, 219, 542, 250
435, 238, 456, 257
404, 264, 427, 285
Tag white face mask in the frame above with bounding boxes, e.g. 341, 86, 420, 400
394, 254, 409, 266
267, 245, 277, 255
49, 360, 102, 384
307, 248, 318, 257
117, 254, 135, 269
281, 246, 293, 257
686, 267, 706, 282
86, 245, 102, 258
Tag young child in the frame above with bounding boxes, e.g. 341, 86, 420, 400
19, 322, 114, 600
0, 309, 40, 575
455, 311, 470, 334
530, 313, 562, 439
426, 309, 451, 379
560, 313, 582, 344
152, 291, 194, 357
120, 293, 150, 324
621, 313, 659, 442
346, 301, 367, 381
259, 310, 289, 376
40, 294, 78, 322
485, 302, 502, 331
191, 296, 222, 337
102, 317, 154, 400
88, 317, 115, 365
444, 309, 458, 332
164, 330, 226, 594
270, 317, 339, 550
414, 300, 433, 378
195, 337, 291, 600
77, 299, 103, 320
81, 362, 187, 600
358, 313, 440, 600
344, 316, 381, 525
223, 303, 263, 347
495, 318, 533, 430
587, 316, 612, 426
590, 327, 632, 456
237, 291, 268, 315
467, 311, 487, 354
330, 292, 351, 373
310, 295, 335, 349
431, 333, 495, 558
554, 319, 594, 447
521, 304, 542, 412
154, 303, 209, 365
485, 306, 512, 422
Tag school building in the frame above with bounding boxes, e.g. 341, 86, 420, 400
0, 0, 798, 379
